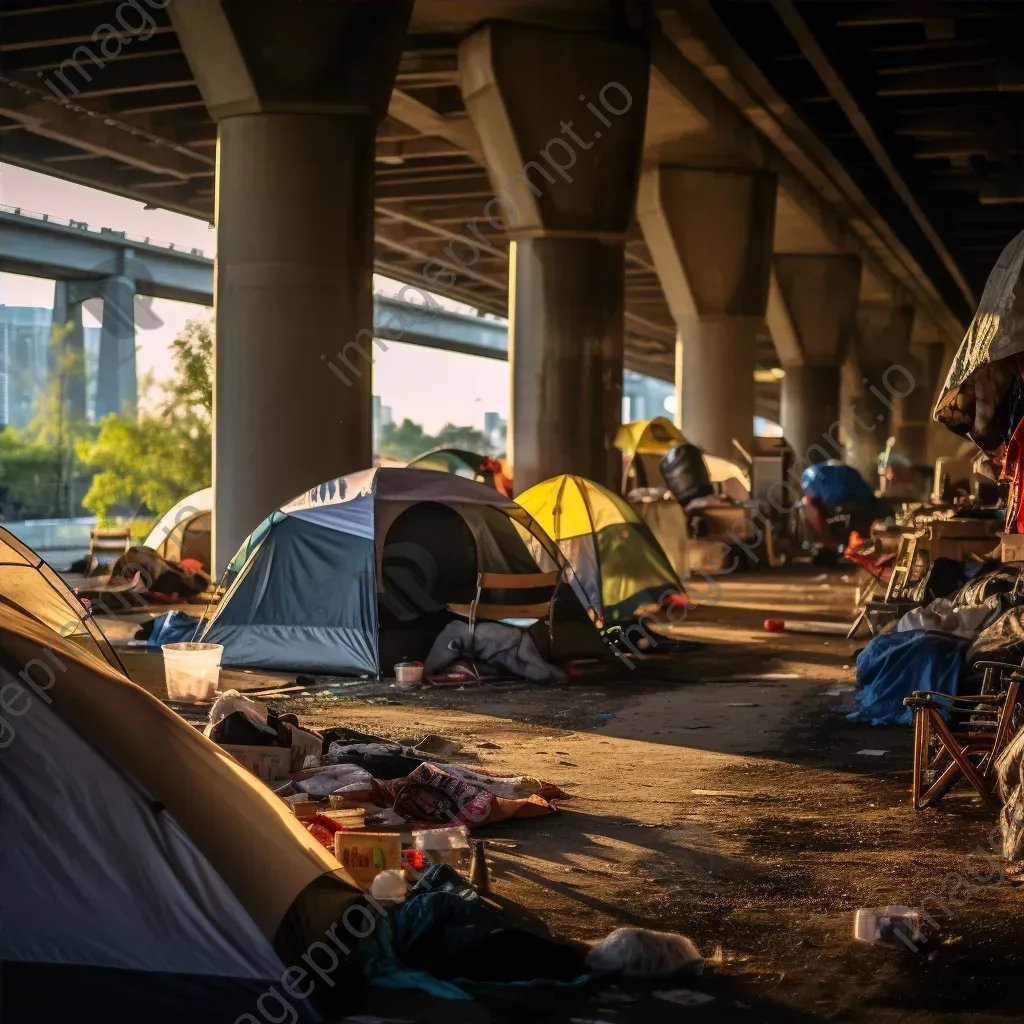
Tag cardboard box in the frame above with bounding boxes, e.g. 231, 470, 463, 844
221, 744, 290, 782
333, 831, 402, 889
1001, 533, 1024, 563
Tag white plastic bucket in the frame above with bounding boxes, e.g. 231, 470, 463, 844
162, 642, 223, 702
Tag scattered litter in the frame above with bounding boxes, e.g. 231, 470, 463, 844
709, 672, 799, 682
411, 734, 460, 758
853, 906, 924, 948
587, 927, 702, 977
857, 749, 888, 757
691, 789, 755, 798
726, 702, 759, 708
764, 618, 849, 635
595, 713, 615, 720
654, 989, 715, 1006
824, 685, 855, 696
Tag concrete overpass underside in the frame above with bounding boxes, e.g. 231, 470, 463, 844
1, 0, 1020, 569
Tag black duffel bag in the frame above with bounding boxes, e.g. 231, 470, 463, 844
661, 444, 714, 507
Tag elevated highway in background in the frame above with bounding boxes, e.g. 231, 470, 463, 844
0, 204, 510, 371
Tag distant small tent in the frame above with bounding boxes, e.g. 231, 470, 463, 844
516, 475, 686, 626
406, 447, 512, 496
203, 468, 610, 675
0, 539, 359, 1021
615, 417, 750, 498
143, 486, 212, 571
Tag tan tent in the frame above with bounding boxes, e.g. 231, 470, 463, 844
0, 539, 360, 1017
0, 525, 123, 673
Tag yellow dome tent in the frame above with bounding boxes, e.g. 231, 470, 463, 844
516, 474, 685, 626
614, 416, 751, 496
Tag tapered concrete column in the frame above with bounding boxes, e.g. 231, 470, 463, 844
510, 238, 624, 486
171, 0, 411, 575
216, 113, 376, 559
893, 340, 944, 465
638, 166, 776, 459
772, 253, 861, 462
845, 305, 914, 480
96, 274, 136, 419
459, 22, 649, 492
51, 280, 86, 421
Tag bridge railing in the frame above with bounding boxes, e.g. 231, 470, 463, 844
0, 204, 209, 258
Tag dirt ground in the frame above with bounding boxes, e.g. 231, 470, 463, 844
111, 569, 1024, 1023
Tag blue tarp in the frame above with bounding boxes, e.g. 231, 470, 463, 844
849, 629, 970, 726
801, 461, 877, 507
146, 610, 204, 648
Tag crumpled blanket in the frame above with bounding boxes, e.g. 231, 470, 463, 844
377, 762, 561, 828
897, 595, 1002, 639
425, 621, 566, 683
292, 764, 377, 799
849, 629, 970, 727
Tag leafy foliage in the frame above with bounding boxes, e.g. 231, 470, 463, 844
77, 318, 213, 518
377, 418, 495, 463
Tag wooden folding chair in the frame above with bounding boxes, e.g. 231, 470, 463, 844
904, 663, 1023, 812
448, 569, 562, 677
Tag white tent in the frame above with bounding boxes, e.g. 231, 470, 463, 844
143, 486, 213, 570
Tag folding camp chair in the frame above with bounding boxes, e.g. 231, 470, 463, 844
904, 662, 1024, 812
85, 526, 131, 577
448, 569, 562, 678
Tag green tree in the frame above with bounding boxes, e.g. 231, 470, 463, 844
377, 418, 492, 463
0, 322, 91, 519
78, 318, 213, 519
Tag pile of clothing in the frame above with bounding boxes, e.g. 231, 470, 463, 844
203, 692, 564, 839
76, 545, 210, 606
849, 561, 1024, 726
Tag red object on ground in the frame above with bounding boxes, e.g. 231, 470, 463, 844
402, 848, 426, 871
664, 592, 688, 608
764, 619, 785, 632
180, 558, 205, 573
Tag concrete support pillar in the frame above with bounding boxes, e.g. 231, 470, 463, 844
781, 364, 842, 461
170, 0, 412, 575
216, 112, 376, 558
51, 280, 86, 421
637, 166, 776, 460
459, 22, 649, 492
845, 305, 914, 482
893, 341, 944, 466
772, 253, 861, 463
96, 274, 136, 420
509, 237, 625, 487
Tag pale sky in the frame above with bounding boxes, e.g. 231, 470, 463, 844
0, 163, 509, 432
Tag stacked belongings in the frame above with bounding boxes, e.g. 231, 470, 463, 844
800, 461, 890, 553
848, 561, 1024, 726
935, 228, 1024, 530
